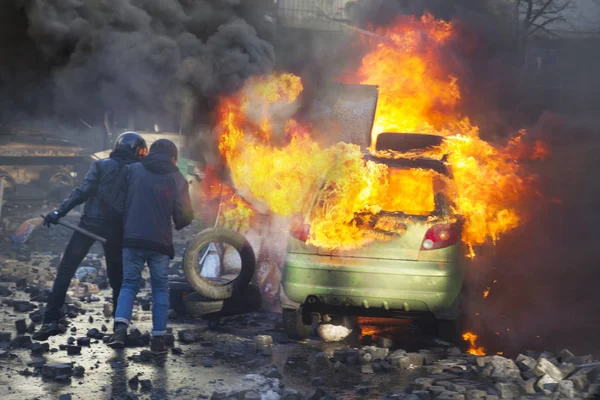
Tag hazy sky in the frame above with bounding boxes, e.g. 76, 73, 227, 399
557, 0, 600, 31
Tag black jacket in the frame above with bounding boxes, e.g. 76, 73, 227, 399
57, 149, 138, 221
122, 154, 194, 258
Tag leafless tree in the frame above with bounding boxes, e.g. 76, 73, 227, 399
512, 0, 573, 51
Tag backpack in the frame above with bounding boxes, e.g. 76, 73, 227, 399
98, 159, 129, 220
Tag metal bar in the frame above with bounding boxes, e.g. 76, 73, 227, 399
40, 215, 107, 244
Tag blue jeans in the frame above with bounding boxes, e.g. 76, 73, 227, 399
115, 248, 170, 336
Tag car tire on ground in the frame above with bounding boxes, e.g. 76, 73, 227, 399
283, 307, 312, 340
183, 228, 256, 300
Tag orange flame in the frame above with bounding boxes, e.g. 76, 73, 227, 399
216, 73, 446, 250
342, 13, 546, 254
463, 331, 486, 356
214, 14, 548, 252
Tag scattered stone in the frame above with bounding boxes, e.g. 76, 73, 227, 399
204, 359, 214, 368
537, 374, 559, 395
171, 347, 183, 355
86, 328, 103, 339
15, 319, 27, 334
558, 379, 575, 398
363, 345, 389, 360
103, 303, 112, 318
494, 382, 520, 398
568, 366, 599, 391
178, 329, 201, 344
140, 350, 153, 362
520, 377, 537, 395
465, 390, 487, 400
361, 364, 374, 374
447, 347, 462, 356
128, 375, 140, 390
26, 322, 35, 333
515, 354, 536, 371
0, 332, 11, 342
30, 342, 49, 355
557, 349, 575, 362
140, 379, 152, 391
77, 337, 90, 347
0, 286, 12, 296
317, 323, 352, 342
67, 346, 82, 355
565, 355, 593, 365
67, 337, 76, 344
101, 324, 108, 332
393, 353, 425, 369
12, 335, 32, 348
262, 366, 282, 379
42, 363, 73, 379
479, 356, 521, 381
13, 301, 36, 313
73, 366, 85, 378
253, 335, 273, 353
58, 394, 72, 400
534, 357, 566, 380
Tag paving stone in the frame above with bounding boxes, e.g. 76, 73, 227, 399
42, 363, 73, 379
128, 375, 139, 390
15, 319, 27, 334
534, 357, 566, 380
76, 337, 90, 347
520, 377, 537, 395
73, 366, 85, 378
0, 286, 12, 296
558, 380, 576, 398
361, 363, 374, 374
537, 374, 559, 395
0, 332, 11, 342
171, 347, 183, 355
557, 349, 575, 362
568, 366, 600, 391
67, 345, 81, 355
140, 379, 152, 391
515, 354, 537, 371
140, 350, 153, 362
30, 342, 49, 355
494, 382, 520, 398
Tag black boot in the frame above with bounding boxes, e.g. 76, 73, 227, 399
108, 328, 127, 349
32, 321, 62, 341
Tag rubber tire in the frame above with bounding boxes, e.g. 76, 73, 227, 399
183, 228, 255, 300
283, 308, 312, 340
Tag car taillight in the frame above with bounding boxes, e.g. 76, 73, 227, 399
421, 223, 459, 250
290, 220, 311, 242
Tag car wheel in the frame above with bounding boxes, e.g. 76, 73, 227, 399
183, 228, 256, 300
282, 308, 312, 340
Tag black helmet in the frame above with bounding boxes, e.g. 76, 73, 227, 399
115, 131, 148, 160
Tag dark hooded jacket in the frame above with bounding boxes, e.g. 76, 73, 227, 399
122, 140, 194, 258
57, 147, 138, 221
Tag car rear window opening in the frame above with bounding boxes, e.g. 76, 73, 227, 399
378, 168, 444, 216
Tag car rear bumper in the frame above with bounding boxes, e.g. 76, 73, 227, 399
282, 253, 464, 313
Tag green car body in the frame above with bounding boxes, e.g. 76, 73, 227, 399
280, 141, 466, 339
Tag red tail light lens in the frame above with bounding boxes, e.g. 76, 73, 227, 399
421, 223, 459, 250
290, 219, 311, 242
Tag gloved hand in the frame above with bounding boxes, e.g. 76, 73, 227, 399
43, 211, 62, 228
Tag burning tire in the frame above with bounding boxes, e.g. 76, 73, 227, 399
282, 307, 312, 340
183, 228, 255, 300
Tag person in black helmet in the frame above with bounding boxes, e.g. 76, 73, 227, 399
33, 132, 148, 341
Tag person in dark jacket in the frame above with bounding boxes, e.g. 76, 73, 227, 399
33, 132, 148, 341
109, 139, 193, 352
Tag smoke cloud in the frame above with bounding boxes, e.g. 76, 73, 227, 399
0, 0, 275, 136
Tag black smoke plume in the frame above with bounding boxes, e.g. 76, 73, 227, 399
0, 0, 275, 142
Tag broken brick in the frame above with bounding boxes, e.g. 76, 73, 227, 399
67, 346, 81, 356
15, 319, 27, 335
42, 363, 73, 379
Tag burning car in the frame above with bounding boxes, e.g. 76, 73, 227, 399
280, 133, 466, 342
